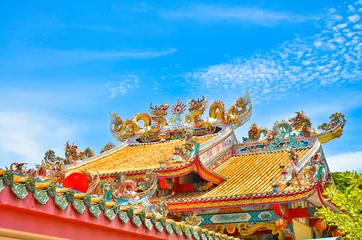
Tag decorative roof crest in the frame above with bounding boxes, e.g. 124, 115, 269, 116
110, 92, 252, 143
242, 111, 347, 150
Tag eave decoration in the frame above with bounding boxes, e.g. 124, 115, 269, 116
242, 111, 346, 149
110, 92, 252, 143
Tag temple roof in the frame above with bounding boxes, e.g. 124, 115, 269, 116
166, 146, 314, 210
204, 147, 311, 197
67, 135, 216, 175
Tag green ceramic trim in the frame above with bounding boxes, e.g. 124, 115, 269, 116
65, 189, 75, 202
3, 171, 13, 185
0, 178, 5, 192
155, 222, 164, 232
11, 182, 28, 199
192, 230, 200, 240
139, 210, 146, 222
105, 207, 117, 221
175, 226, 183, 237
132, 216, 142, 228
54, 194, 69, 210
166, 224, 173, 235
25, 177, 36, 192
89, 204, 102, 218
184, 228, 191, 239
47, 183, 56, 197
33, 188, 50, 205
99, 198, 106, 211
160, 217, 166, 227
0, 174, 233, 240
83, 193, 91, 207
144, 219, 153, 230
150, 213, 157, 224
119, 211, 129, 224
72, 200, 86, 214
127, 208, 134, 219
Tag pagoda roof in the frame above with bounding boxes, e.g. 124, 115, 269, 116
205, 147, 311, 196
67, 135, 214, 174
166, 146, 316, 211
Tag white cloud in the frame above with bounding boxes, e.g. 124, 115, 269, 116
326, 151, 362, 172
3, 48, 177, 71
106, 74, 141, 98
0, 111, 75, 169
160, 5, 313, 26
186, 0, 362, 102
348, 14, 361, 22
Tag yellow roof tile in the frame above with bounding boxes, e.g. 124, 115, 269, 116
68, 135, 215, 174
168, 147, 311, 200
203, 148, 311, 197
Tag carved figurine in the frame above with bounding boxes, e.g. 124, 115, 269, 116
209, 91, 252, 127
185, 213, 202, 226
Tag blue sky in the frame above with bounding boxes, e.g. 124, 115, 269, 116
0, 0, 361, 171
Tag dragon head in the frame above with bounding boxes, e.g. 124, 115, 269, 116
236, 91, 251, 107
188, 96, 207, 112
150, 103, 169, 117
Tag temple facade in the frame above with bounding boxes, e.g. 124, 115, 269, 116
0, 93, 346, 239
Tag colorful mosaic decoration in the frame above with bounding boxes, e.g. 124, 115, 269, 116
110, 92, 252, 143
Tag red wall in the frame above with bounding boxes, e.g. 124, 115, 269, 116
0, 187, 187, 240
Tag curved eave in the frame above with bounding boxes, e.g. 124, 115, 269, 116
316, 183, 339, 212
102, 155, 227, 185
166, 183, 318, 212
317, 125, 344, 144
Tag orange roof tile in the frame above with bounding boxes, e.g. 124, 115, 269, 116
168, 147, 311, 201
68, 135, 216, 174
203, 147, 311, 197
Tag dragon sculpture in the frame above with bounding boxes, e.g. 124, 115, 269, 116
185, 96, 214, 132
209, 91, 252, 127
99, 171, 158, 204
242, 123, 269, 142
318, 112, 345, 131
288, 111, 313, 133
100, 142, 116, 153
110, 93, 252, 143
110, 103, 169, 142
64, 142, 95, 164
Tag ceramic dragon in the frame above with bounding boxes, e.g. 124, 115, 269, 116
209, 92, 252, 127
242, 123, 269, 142
64, 141, 95, 164
288, 111, 313, 133
185, 96, 214, 131
318, 112, 346, 131
110, 112, 135, 141
110, 104, 169, 142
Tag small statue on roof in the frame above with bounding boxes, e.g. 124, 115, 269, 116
185, 213, 202, 226
9, 162, 27, 174
182, 132, 198, 152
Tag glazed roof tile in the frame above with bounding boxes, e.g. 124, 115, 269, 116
168, 147, 311, 201
204, 147, 311, 197
68, 135, 215, 174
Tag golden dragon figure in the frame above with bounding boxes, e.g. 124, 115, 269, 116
110, 103, 169, 142
185, 96, 214, 130
110, 112, 135, 141
209, 92, 251, 126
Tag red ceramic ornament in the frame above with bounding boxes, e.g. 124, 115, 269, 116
62, 172, 89, 193
226, 224, 235, 234
314, 219, 327, 231
275, 218, 288, 230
